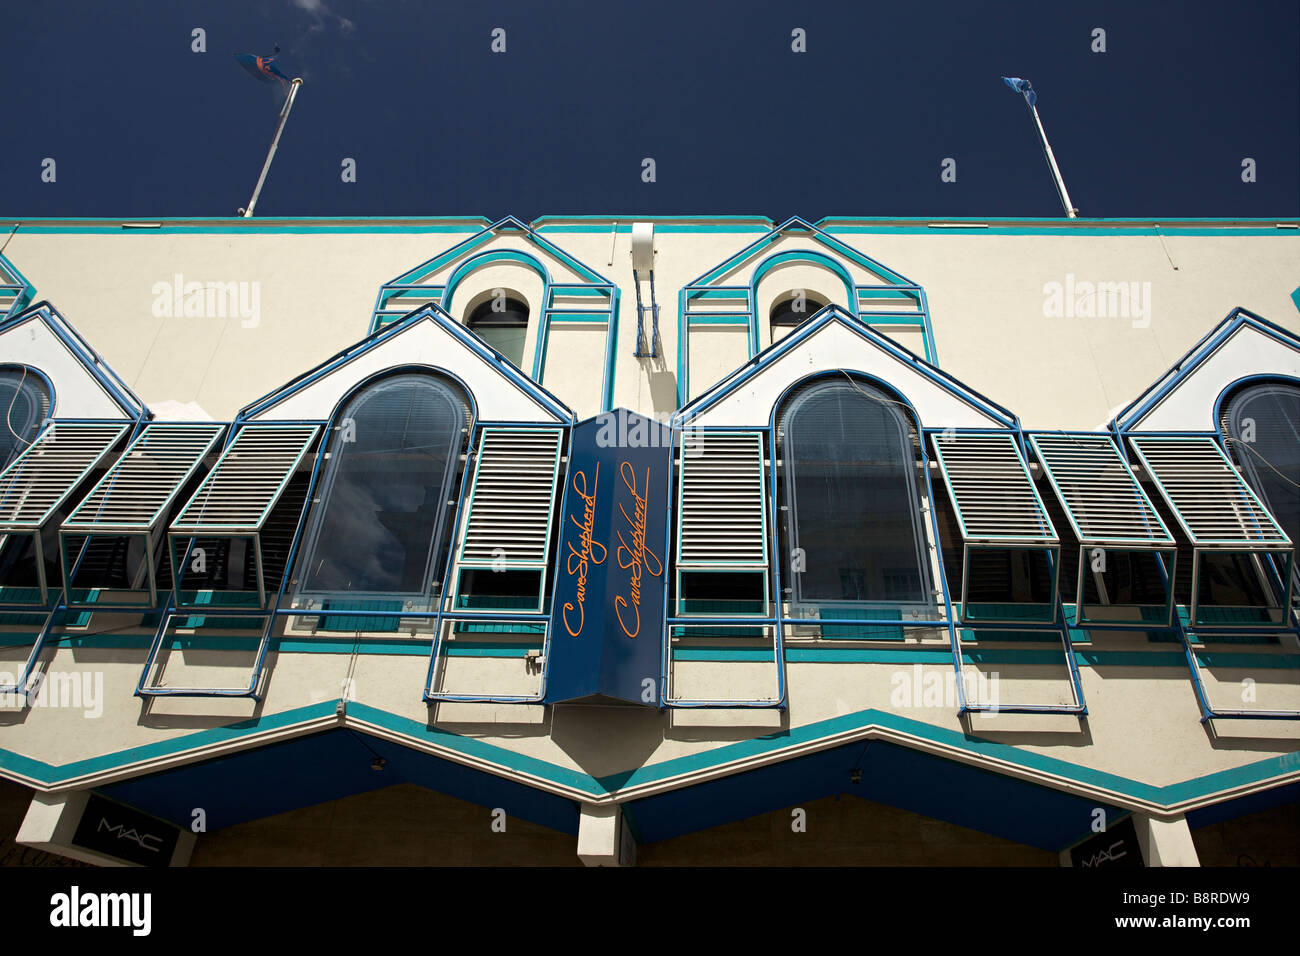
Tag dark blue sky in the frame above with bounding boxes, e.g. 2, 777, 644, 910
4, 0, 1297, 219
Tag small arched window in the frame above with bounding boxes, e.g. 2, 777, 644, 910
777, 377, 933, 616
0, 366, 52, 471
295, 372, 468, 607
467, 295, 529, 369
770, 292, 828, 342
1225, 381, 1300, 592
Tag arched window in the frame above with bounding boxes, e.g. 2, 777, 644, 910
0, 366, 52, 471
467, 295, 529, 368
1225, 381, 1300, 592
777, 377, 933, 617
295, 372, 468, 609
770, 292, 828, 342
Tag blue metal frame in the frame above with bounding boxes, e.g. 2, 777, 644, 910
676, 217, 940, 404
423, 421, 568, 704
135, 422, 330, 699
0, 250, 35, 323
369, 217, 622, 412
1106, 423, 1300, 722
1025, 430, 1179, 630
662, 361, 1086, 714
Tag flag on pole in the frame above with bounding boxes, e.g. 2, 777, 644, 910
1002, 76, 1037, 106
235, 47, 293, 94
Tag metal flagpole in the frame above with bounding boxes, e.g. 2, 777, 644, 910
1023, 94, 1078, 218
240, 78, 303, 218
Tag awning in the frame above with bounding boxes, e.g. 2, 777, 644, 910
0, 421, 130, 604
168, 423, 319, 609
1030, 433, 1177, 626
1129, 435, 1293, 627
59, 423, 226, 608
931, 431, 1059, 624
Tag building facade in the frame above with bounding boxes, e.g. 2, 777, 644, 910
0, 215, 1297, 866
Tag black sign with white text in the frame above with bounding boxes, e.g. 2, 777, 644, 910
70, 794, 180, 867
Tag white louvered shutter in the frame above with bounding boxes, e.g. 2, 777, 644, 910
677, 431, 767, 569
460, 428, 563, 569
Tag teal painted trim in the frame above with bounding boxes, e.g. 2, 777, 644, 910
44, 634, 1272, 666
1194, 651, 1300, 670
344, 702, 604, 794
821, 225, 1300, 237
443, 643, 540, 657
687, 314, 750, 326
863, 313, 927, 326
1291, 285, 1300, 314
442, 250, 551, 313
599, 706, 1300, 805
546, 312, 609, 324
13, 224, 488, 235
536, 224, 775, 234
673, 646, 1197, 667
2, 686, 1298, 809
0, 701, 341, 785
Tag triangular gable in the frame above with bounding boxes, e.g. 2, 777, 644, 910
239, 304, 574, 425
686, 216, 917, 291
676, 306, 1016, 430
0, 302, 145, 421
1114, 308, 1300, 434
372, 215, 616, 332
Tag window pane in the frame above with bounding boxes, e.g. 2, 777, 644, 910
299, 374, 465, 598
1227, 383, 1300, 586
475, 325, 527, 368
0, 368, 52, 470
780, 380, 932, 610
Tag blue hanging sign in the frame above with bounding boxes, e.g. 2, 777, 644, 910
546, 409, 671, 705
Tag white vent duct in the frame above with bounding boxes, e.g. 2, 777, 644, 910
631, 222, 660, 358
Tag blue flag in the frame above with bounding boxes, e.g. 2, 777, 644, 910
1002, 76, 1037, 106
235, 48, 292, 92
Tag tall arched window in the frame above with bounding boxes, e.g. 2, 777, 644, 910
777, 377, 933, 617
467, 295, 529, 369
294, 372, 468, 609
0, 366, 52, 471
1225, 381, 1300, 594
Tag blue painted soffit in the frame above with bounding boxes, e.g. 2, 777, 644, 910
4, 699, 1299, 832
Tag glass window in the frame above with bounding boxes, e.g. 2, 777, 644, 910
467, 296, 529, 368
295, 373, 467, 606
1226, 382, 1300, 592
0, 366, 52, 470
770, 293, 828, 342
778, 378, 933, 615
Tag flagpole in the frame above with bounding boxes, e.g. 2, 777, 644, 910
240, 78, 303, 218
1023, 95, 1078, 218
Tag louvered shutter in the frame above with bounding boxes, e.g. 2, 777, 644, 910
459, 428, 563, 569
677, 431, 767, 570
